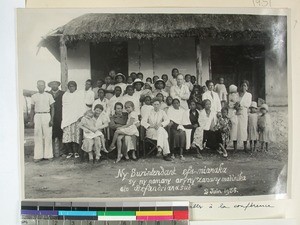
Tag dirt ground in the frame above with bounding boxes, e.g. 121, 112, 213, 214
23, 107, 288, 199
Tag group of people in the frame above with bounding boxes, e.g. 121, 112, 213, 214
29, 68, 273, 163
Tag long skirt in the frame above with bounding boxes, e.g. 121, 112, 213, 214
204, 130, 223, 150
62, 121, 80, 144
170, 129, 186, 149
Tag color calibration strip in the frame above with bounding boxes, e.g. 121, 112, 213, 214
21, 201, 189, 221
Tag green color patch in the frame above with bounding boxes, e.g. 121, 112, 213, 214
97, 211, 136, 216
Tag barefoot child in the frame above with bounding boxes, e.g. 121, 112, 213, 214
258, 104, 273, 152
213, 107, 231, 158
109, 101, 139, 162
78, 110, 107, 162
248, 101, 259, 152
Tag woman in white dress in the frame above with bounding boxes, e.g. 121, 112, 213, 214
236, 80, 252, 151
141, 97, 172, 161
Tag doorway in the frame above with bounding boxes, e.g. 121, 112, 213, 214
210, 45, 265, 101
90, 41, 128, 84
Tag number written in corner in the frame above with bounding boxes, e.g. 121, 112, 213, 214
253, 0, 271, 7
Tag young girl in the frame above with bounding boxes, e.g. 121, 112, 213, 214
164, 96, 173, 113
213, 107, 231, 157
78, 110, 107, 162
156, 93, 167, 111
153, 75, 159, 84
248, 101, 259, 152
121, 85, 140, 115
109, 101, 139, 162
258, 104, 274, 152
228, 84, 239, 151
140, 96, 153, 119
146, 77, 152, 83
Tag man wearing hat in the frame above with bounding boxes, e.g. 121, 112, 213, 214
48, 80, 65, 157
152, 79, 169, 99
114, 73, 127, 95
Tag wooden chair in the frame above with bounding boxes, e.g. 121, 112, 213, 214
139, 124, 171, 158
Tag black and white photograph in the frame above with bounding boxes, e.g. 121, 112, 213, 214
18, 9, 289, 199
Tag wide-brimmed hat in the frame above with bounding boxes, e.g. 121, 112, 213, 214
48, 81, 61, 87
132, 78, 144, 87
249, 101, 258, 109
154, 79, 166, 89
229, 84, 237, 93
260, 103, 269, 111
115, 73, 126, 82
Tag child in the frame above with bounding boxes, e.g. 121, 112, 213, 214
109, 101, 139, 162
153, 75, 159, 84
213, 107, 231, 158
214, 77, 228, 102
248, 101, 259, 152
129, 72, 137, 81
258, 104, 274, 152
140, 96, 153, 119
164, 96, 173, 113
228, 84, 239, 151
156, 93, 167, 111
78, 110, 108, 162
114, 73, 127, 95
137, 72, 144, 81
121, 85, 140, 115
141, 82, 153, 99
127, 76, 133, 85
185, 74, 194, 92
146, 77, 152, 83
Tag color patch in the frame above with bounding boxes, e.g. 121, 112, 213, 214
136, 211, 173, 216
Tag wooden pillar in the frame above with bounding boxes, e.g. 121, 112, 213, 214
138, 39, 142, 72
151, 39, 155, 76
195, 37, 203, 85
59, 35, 68, 91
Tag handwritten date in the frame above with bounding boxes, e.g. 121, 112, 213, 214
203, 187, 238, 195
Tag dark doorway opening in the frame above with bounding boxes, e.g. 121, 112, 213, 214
210, 45, 265, 101
90, 41, 128, 84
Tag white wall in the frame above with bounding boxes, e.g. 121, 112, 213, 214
67, 41, 91, 90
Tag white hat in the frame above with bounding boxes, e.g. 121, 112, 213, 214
260, 103, 269, 111
229, 84, 237, 93
250, 101, 258, 109
133, 78, 144, 87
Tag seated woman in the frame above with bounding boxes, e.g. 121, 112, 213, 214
192, 99, 221, 155
167, 98, 187, 160
182, 100, 201, 157
141, 98, 172, 161
78, 109, 106, 163
94, 104, 110, 151
109, 101, 139, 162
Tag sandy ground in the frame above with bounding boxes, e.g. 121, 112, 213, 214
23, 107, 288, 199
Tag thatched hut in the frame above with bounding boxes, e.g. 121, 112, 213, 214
39, 13, 287, 105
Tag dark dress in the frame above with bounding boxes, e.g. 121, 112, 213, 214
48, 90, 64, 139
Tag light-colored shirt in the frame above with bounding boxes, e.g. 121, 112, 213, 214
141, 109, 170, 129
198, 109, 217, 131
114, 83, 127, 95
92, 98, 109, 114
101, 84, 115, 100
170, 84, 190, 110
108, 95, 122, 116
81, 88, 95, 107
140, 105, 154, 119
31, 92, 55, 113
185, 81, 194, 92
92, 87, 100, 99
214, 83, 228, 101
120, 94, 141, 115
202, 90, 222, 113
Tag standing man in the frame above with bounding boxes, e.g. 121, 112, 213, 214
202, 80, 221, 113
48, 81, 64, 158
170, 73, 190, 110
29, 80, 55, 162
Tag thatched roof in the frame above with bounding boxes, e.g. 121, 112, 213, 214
39, 13, 287, 61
